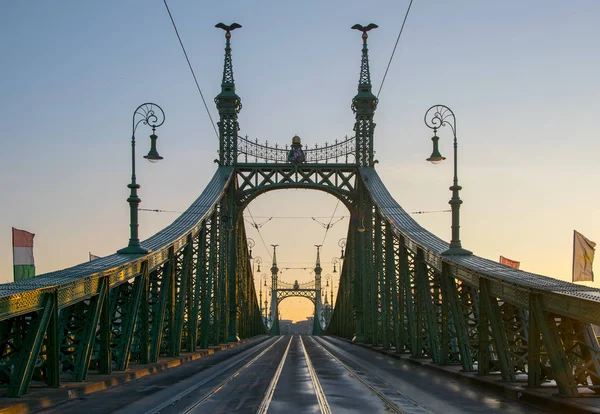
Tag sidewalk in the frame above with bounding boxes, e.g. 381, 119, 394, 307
0, 336, 267, 414
348, 339, 600, 414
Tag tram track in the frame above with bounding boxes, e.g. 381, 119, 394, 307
177, 335, 288, 414
256, 336, 293, 414
38, 334, 561, 413
311, 336, 432, 414
143, 336, 285, 414
300, 335, 331, 414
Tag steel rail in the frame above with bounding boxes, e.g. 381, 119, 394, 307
312, 336, 431, 414
300, 335, 332, 414
256, 335, 294, 414
144, 336, 284, 414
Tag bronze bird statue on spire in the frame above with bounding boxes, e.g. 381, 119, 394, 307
215, 23, 242, 33
351, 23, 378, 33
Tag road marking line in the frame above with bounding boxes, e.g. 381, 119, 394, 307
300, 335, 332, 414
256, 335, 293, 414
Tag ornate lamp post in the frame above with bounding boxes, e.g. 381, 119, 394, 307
331, 257, 340, 273
118, 103, 165, 254
424, 105, 472, 256
253, 256, 262, 273
324, 274, 332, 322
247, 238, 255, 259
260, 273, 268, 318
338, 238, 347, 260
326, 273, 334, 309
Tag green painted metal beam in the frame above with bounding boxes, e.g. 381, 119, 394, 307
99, 277, 112, 373
7, 294, 54, 397
442, 263, 474, 371
416, 249, 440, 363
150, 248, 173, 362
386, 224, 402, 353
138, 268, 151, 365
530, 293, 579, 396
114, 267, 146, 371
479, 278, 515, 381
398, 236, 416, 356
45, 292, 60, 387
173, 236, 193, 355
72, 278, 107, 381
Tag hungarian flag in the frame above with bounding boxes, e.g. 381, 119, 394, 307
573, 230, 595, 282
499, 256, 520, 269
12, 228, 35, 281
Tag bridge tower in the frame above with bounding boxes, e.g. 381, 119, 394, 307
269, 245, 280, 335
313, 245, 324, 336
351, 23, 379, 343
215, 23, 244, 343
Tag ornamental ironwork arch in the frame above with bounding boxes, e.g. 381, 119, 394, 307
275, 280, 318, 306
235, 162, 359, 215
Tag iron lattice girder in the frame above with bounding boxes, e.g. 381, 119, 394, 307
236, 163, 357, 212
359, 167, 600, 326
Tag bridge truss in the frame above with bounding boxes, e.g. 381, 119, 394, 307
1, 22, 600, 400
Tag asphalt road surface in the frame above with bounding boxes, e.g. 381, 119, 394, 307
37, 335, 564, 414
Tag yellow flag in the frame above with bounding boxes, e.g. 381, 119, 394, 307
572, 230, 596, 282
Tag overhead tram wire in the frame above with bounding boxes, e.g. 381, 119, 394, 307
140, 208, 449, 216
246, 206, 273, 261
376, 0, 414, 98
320, 200, 341, 247
163, 0, 219, 139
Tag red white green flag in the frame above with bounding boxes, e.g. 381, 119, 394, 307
12, 228, 35, 281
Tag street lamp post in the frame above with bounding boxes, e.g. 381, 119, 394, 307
324, 274, 332, 322
261, 273, 268, 320
331, 257, 340, 273
247, 238, 255, 259
424, 104, 472, 256
118, 103, 165, 254
253, 257, 262, 273
338, 238, 347, 260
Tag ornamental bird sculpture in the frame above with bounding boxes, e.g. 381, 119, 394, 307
215, 23, 242, 33
351, 23, 378, 33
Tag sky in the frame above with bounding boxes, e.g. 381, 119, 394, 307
1, 1, 599, 322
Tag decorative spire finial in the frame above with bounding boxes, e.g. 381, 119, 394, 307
215, 23, 242, 166
314, 245, 322, 273
271, 244, 279, 273
351, 23, 378, 88
215, 23, 242, 90
351, 23, 378, 167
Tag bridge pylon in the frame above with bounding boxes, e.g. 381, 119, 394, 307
312, 245, 324, 336
268, 245, 280, 335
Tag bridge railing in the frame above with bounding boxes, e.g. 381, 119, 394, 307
328, 167, 600, 397
237, 135, 356, 164
277, 280, 316, 290
0, 167, 265, 397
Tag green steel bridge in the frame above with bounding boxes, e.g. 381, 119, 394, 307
2, 23, 600, 404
